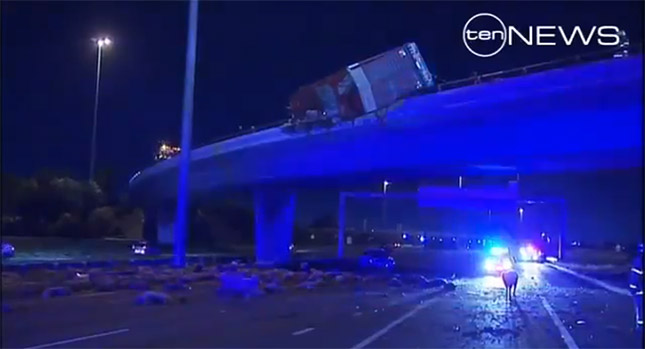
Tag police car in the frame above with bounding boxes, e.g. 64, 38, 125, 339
483, 246, 514, 275
131, 241, 161, 256
358, 248, 396, 271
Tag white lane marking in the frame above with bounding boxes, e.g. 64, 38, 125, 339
292, 327, 315, 336
352, 298, 438, 349
632, 268, 643, 275
540, 297, 579, 349
24, 328, 130, 349
387, 288, 437, 306
547, 263, 632, 297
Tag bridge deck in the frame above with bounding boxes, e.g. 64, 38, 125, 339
130, 55, 643, 202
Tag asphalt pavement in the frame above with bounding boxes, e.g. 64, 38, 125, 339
2, 263, 642, 349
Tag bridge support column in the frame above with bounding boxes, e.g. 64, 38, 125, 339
254, 188, 296, 266
142, 203, 177, 246
142, 207, 159, 244
142, 205, 177, 246
157, 205, 177, 246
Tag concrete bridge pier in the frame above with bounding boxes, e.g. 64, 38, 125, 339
254, 188, 296, 266
157, 205, 177, 246
142, 207, 158, 244
142, 203, 177, 246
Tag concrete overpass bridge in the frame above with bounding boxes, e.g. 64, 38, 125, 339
130, 55, 643, 264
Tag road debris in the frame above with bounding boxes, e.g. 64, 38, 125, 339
135, 291, 173, 305
218, 272, 263, 298
42, 286, 72, 299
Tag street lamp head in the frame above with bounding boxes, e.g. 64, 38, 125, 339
95, 37, 112, 48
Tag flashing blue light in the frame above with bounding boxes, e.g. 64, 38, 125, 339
419, 236, 426, 243
490, 246, 508, 256
402, 233, 408, 240
484, 258, 496, 272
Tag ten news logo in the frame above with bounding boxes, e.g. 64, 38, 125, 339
463, 13, 624, 58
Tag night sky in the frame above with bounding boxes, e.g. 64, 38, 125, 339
2, 2, 643, 243
2, 1, 642, 182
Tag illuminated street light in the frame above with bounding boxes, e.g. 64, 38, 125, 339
383, 180, 391, 194
519, 207, 524, 222
382, 180, 391, 229
97, 37, 112, 47
155, 141, 181, 161
89, 36, 112, 182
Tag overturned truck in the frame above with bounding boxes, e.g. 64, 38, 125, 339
285, 42, 434, 132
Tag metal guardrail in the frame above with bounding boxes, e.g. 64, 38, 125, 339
198, 45, 641, 148
434, 45, 641, 92
204, 118, 290, 145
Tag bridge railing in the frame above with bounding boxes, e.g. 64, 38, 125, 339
434, 45, 641, 92
200, 45, 641, 148
204, 119, 289, 146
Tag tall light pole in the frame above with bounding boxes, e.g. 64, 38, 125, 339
173, 0, 199, 268
89, 36, 111, 182
382, 180, 390, 229
518, 207, 524, 240
383, 180, 391, 194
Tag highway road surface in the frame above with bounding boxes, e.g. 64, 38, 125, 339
2, 263, 642, 349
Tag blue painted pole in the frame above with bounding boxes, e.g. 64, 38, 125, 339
174, 0, 199, 268
338, 192, 346, 258
560, 199, 567, 260
254, 189, 296, 265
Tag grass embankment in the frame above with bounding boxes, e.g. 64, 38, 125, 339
558, 248, 633, 283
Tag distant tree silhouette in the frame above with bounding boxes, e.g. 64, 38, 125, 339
0, 172, 145, 239
95, 168, 118, 205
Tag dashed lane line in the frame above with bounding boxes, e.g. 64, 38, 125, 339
540, 296, 579, 349
23, 328, 130, 349
351, 298, 439, 349
292, 327, 315, 336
